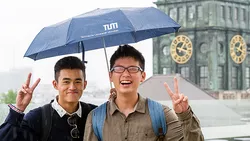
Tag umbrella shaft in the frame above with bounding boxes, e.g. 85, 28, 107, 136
103, 38, 112, 89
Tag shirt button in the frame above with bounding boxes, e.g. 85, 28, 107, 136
125, 137, 127, 140
125, 120, 127, 123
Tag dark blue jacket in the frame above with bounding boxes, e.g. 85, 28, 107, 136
0, 102, 96, 141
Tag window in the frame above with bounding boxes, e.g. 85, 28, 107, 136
177, 7, 183, 22
221, 6, 225, 20
169, 8, 176, 20
162, 46, 170, 56
197, 5, 203, 19
200, 66, 209, 89
163, 67, 171, 75
235, 7, 238, 20
242, 9, 246, 21
218, 43, 224, 55
180, 67, 189, 79
187, 6, 194, 20
246, 67, 250, 88
247, 44, 250, 52
218, 66, 224, 89
232, 67, 238, 89
228, 6, 232, 20
200, 43, 208, 54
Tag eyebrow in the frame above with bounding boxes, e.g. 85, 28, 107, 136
62, 78, 82, 81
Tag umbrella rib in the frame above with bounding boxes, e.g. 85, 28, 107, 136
119, 9, 137, 42
65, 18, 74, 46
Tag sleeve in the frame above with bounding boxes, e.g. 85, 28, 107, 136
176, 106, 205, 141
0, 106, 41, 141
163, 106, 184, 141
83, 110, 98, 141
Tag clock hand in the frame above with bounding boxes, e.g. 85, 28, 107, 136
236, 43, 245, 53
177, 47, 188, 53
177, 42, 187, 53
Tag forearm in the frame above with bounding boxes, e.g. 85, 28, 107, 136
0, 106, 38, 141
0, 106, 24, 141
177, 106, 204, 141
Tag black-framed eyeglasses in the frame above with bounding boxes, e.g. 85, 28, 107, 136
110, 66, 143, 73
67, 115, 80, 138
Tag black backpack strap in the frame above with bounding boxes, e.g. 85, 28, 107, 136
41, 103, 54, 141
80, 102, 97, 113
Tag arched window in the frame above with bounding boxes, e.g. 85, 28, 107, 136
200, 43, 208, 54
162, 45, 170, 56
218, 43, 224, 55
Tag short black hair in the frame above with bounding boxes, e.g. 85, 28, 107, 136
54, 56, 86, 81
110, 44, 145, 71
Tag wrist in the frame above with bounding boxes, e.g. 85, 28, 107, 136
15, 104, 26, 112
8, 104, 25, 114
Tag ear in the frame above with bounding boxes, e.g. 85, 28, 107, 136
140, 71, 146, 82
52, 80, 58, 90
109, 72, 113, 82
83, 80, 87, 90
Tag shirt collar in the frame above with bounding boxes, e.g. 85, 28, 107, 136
109, 94, 146, 115
51, 96, 82, 118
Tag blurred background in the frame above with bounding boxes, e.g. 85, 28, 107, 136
1, 0, 250, 140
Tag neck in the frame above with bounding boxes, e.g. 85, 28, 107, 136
57, 97, 79, 114
115, 92, 138, 116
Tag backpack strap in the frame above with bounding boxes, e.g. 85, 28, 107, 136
80, 102, 96, 115
41, 103, 54, 141
91, 99, 167, 140
92, 102, 107, 141
147, 98, 167, 139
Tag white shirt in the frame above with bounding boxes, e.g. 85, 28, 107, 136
51, 96, 82, 118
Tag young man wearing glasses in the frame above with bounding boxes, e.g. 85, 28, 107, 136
84, 45, 204, 141
0, 56, 97, 141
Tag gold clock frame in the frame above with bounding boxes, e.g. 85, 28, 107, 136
230, 35, 247, 64
170, 35, 193, 64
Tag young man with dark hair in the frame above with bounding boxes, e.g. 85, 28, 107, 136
84, 44, 204, 141
0, 56, 97, 141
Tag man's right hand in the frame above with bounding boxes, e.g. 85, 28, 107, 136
16, 73, 40, 112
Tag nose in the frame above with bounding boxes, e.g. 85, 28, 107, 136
69, 82, 76, 90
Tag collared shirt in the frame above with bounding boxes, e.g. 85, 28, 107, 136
84, 95, 204, 141
51, 96, 82, 118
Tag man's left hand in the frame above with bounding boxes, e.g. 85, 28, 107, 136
164, 77, 189, 113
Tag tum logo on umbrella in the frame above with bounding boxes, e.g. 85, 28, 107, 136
103, 22, 118, 31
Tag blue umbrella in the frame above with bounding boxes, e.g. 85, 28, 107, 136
24, 7, 180, 61
24, 7, 180, 87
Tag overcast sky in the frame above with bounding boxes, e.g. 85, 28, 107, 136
0, 0, 155, 89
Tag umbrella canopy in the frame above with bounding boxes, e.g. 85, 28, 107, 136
24, 7, 180, 61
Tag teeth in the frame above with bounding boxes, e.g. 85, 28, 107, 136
121, 80, 131, 83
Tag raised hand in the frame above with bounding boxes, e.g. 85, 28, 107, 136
164, 77, 189, 113
109, 88, 117, 100
16, 73, 40, 112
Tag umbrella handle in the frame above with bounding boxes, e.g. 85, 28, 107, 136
80, 41, 87, 63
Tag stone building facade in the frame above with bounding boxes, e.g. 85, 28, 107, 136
153, 0, 250, 99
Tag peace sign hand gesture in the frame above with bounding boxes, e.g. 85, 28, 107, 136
16, 73, 40, 112
164, 77, 189, 114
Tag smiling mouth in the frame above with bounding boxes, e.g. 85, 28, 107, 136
120, 80, 132, 85
68, 92, 78, 94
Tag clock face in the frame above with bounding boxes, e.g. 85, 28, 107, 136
170, 35, 193, 64
230, 35, 247, 64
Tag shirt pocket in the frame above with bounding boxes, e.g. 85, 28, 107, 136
135, 129, 157, 141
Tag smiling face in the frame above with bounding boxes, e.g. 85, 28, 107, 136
109, 57, 146, 96
53, 69, 87, 105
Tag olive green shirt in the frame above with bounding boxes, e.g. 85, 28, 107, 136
84, 95, 204, 141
